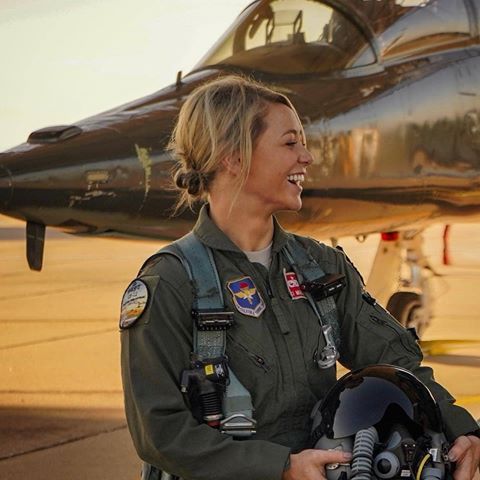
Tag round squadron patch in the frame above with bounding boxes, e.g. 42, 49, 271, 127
120, 279, 149, 329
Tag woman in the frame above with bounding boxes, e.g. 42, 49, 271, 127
120, 76, 480, 480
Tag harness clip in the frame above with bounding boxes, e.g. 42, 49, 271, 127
220, 413, 257, 437
315, 325, 339, 369
192, 310, 235, 331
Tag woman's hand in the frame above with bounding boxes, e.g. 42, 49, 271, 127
282, 449, 352, 480
449, 434, 480, 480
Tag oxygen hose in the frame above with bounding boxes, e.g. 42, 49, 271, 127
416, 454, 432, 480
351, 426, 379, 480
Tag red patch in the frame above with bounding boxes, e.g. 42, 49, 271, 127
284, 270, 306, 300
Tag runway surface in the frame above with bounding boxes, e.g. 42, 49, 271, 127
1, 214, 479, 479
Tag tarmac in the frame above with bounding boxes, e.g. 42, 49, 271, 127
0, 214, 479, 480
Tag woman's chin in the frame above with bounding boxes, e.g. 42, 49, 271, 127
290, 196, 303, 212
276, 199, 303, 214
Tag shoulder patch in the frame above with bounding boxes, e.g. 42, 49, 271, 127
120, 279, 149, 329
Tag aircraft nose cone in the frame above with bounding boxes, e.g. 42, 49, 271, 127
0, 164, 13, 211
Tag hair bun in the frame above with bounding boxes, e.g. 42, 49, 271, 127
186, 172, 201, 196
174, 169, 202, 195
174, 170, 188, 190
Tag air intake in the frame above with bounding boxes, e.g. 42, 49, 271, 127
28, 125, 82, 144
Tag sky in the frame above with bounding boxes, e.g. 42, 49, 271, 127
0, 0, 253, 151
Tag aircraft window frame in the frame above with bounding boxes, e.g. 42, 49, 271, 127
379, 0, 475, 62
190, 0, 380, 78
463, 0, 480, 39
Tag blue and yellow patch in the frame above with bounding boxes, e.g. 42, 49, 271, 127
227, 276, 265, 318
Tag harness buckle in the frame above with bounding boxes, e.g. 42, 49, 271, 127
220, 413, 257, 437
315, 325, 339, 369
192, 310, 235, 331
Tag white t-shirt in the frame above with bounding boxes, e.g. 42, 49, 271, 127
243, 242, 273, 269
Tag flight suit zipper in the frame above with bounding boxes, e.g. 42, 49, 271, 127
233, 341, 271, 372
267, 261, 301, 422
369, 313, 418, 356
243, 259, 299, 413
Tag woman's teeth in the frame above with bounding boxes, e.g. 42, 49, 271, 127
287, 173, 305, 184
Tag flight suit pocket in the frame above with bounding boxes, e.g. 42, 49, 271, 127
282, 297, 337, 398
225, 333, 277, 414
357, 300, 422, 358
283, 297, 323, 367
229, 337, 272, 372
226, 334, 275, 376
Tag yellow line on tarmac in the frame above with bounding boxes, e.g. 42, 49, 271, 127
455, 395, 480, 406
420, 339, 480, 356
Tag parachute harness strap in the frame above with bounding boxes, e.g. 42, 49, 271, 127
160, 232, 256, 437
284, 240, 340, 368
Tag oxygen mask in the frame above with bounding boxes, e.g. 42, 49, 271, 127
311, 365, 453, 480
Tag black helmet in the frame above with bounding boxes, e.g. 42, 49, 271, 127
312, 364, 444, 442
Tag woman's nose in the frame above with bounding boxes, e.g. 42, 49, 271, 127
299, 146, 314, 165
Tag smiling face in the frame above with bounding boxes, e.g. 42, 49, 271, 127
241, 102, 313, 215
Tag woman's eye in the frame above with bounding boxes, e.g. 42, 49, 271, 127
286, 141, 297, 146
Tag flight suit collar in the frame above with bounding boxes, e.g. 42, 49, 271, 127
193, 204, 291, 254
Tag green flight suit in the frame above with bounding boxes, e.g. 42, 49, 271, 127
121, 205, 478, 480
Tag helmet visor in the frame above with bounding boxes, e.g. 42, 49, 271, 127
319, 365, 444, 438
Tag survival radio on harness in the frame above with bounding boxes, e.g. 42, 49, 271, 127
180, 310, 234, 428
301, 273, 346, 301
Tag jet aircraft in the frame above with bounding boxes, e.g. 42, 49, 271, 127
1, 0, 480, 337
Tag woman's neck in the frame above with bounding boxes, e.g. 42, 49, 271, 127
209, 200, 274, 252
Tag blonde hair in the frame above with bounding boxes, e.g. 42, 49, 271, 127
169, 75, 297, 212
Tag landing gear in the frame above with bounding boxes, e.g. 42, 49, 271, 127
386, 291, 426, 338
366, 231, 432, 337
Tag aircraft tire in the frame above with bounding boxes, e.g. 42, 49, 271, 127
386, 292, 426, 338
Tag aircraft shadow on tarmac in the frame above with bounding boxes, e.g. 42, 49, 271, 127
0, 406, 127, 461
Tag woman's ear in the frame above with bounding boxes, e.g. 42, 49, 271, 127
221, 154, 241, 176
